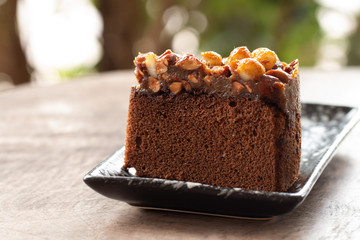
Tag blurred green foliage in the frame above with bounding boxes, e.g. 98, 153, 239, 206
199, 0, 321, 65
57, 65, 95, 81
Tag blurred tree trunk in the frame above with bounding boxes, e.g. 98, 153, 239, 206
98, 0, 142, 70
0, 0, 30, 85
98, 0, 172, 71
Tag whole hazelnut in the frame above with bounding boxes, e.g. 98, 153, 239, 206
235, 58, 265, 81
251, 48, 279, 71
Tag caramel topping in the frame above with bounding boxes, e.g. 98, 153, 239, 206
134, 48, 298, 96
133, 47, 300, 125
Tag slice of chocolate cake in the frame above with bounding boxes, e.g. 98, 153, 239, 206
123, 46, 301, 192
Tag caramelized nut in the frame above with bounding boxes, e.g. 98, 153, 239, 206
182, 80, 192, 91
228, 60, 240, 73
161, 51, 179, 65
169, 82, 182, 94
159, 49, 173, 58
289, 59, 299, 78
160, 72, 170, 82
289, 59, 299, 68
134, 54, 146, 66
176, 54, 202, 70
201, 51, 223, 66
235, 58, 265, 81
134, 68, 144, 83
203, 65, 212, 75
211, 66, 230, 76
266, 69, 289, 83
148, 76, 160, 93
251, 48, 279, 71
145, 52, 158, 77
156, 60, 168, 74
232, 81, 245, 94
188, 74, 199, 83
226, 47, 251, 66
274, 81, 285, 94
245, 84, 253, 93
203, 76, 212, 86
291, 67, 299, 78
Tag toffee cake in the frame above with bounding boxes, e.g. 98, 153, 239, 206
123, 46, 301, 192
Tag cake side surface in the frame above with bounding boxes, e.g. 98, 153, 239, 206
124, 88, 300, 191
275, 75, 301, 191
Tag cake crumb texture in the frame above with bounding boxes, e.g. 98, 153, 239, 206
124, 88, 301, 191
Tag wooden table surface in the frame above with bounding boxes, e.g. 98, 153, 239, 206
1, 69, 360, 239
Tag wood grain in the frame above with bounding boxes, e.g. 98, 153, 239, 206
1, 69, 360, 239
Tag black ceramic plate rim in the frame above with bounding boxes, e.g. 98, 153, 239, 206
85, 147, 297, 198
296, 103, 359, 197
84, 102, 360, 216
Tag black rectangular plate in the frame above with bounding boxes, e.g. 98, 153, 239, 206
84, 103, 360, 218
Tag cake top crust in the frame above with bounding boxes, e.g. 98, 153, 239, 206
133, 47, 300, 125
134, 47, 298, 96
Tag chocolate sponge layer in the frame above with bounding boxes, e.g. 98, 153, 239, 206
124, 88, 301, 192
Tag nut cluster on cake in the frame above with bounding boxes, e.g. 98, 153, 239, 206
134, 47, 298, 99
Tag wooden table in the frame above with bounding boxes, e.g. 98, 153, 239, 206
1, 69, 360, 239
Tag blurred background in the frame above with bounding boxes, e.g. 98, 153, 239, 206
1, 0, 360, 90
